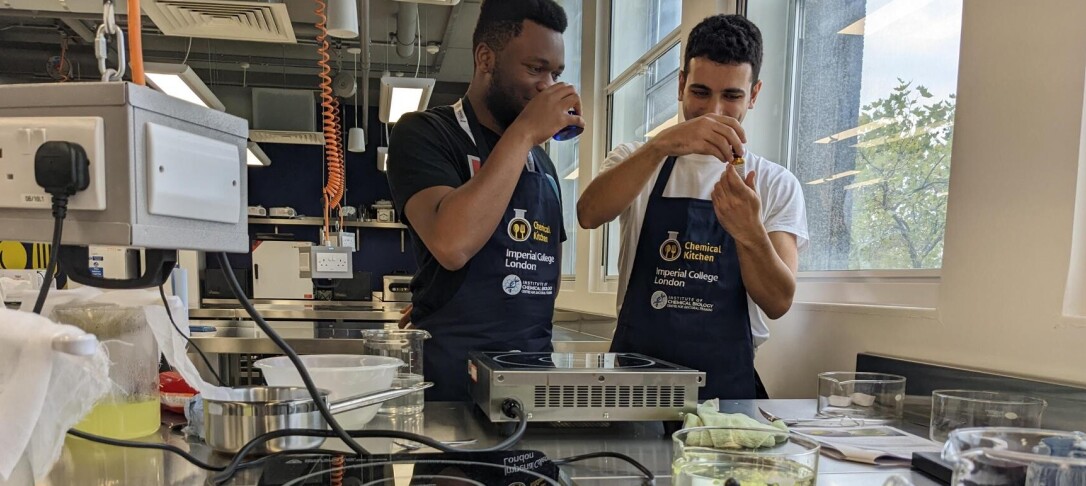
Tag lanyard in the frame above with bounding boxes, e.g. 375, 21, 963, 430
452, 98, 536, 172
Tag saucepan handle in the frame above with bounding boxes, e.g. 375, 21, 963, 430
327, 382, 433, 415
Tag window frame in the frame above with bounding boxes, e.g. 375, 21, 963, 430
777, 0, 953, 307
600, 27, 682, 287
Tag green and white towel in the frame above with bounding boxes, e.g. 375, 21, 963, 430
681, 399, 789, 449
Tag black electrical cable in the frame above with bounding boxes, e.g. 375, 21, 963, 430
69, 387, 530, 484
67, 428, 225, 472
49, 249, 530, 482
553, 451, 655, 483
31, 198, 66, 315
213, 403, 530, 484
215, 252, 368, 458
67, 428, 344, 474
158, 284, 225, 386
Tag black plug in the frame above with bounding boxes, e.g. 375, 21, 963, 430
35, 141, 90, 217
500, 398, 524, 419
30, 141, 90, 314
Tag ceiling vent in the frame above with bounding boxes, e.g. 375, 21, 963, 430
143, 0, 297, 43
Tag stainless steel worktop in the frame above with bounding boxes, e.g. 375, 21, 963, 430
190, 298, 408, 321
186, 323, 611, 357
39, 400, 941, 485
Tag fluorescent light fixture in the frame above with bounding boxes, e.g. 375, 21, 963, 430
247, 141, 271, 167
144, 62, 225, 111
376, 146, 389, 172
379, 76, 436, 123
564, 168, 579, 180
814, 118, 892, 144
645, 114, 679, 139
839, 0, 938, 36
806, 169, 861, 185
844, 178, 882, 190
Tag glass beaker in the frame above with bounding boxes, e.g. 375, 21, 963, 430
361, 329, 430, 415
672, 426, 820, 485
53, 304, 161, 439
942, 427, 1086, 485
817, 371, 906, 420
930, 390, 1047, 443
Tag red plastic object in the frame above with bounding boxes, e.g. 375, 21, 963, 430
159, 371, 197, 413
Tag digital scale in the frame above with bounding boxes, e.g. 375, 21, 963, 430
469, 352, 705, 423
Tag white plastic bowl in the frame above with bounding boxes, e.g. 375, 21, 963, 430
254, 354, 404, 427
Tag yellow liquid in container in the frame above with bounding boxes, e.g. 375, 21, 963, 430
73, 397, 160, 439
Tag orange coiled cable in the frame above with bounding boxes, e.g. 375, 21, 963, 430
329, 454, 345, 486
315, 0, 345, 238
330, 96, 346, 232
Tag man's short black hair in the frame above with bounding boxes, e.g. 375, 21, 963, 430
684, 14, 763, 84
472, 0, 568, 53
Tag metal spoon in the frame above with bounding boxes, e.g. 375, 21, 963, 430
393, 438, 477, 452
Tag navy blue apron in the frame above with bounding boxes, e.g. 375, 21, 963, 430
413, 98, 562, 402
610, 157, 757, 400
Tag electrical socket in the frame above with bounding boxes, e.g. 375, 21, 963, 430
0, 117, 106, 210
299, 245, 353, 279
316, 252, 349, 273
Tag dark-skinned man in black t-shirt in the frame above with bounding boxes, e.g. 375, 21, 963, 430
386, 0, 582, 402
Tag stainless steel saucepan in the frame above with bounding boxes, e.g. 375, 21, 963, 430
203, 382, 432, 455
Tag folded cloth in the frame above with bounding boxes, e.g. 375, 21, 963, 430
681, 399, 789, 449
0, 309, 111, 482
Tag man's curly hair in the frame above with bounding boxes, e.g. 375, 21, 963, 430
472, 0, 567, 54
684, 15, 764, 84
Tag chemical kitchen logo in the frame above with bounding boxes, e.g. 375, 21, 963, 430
508, 209, 532, 242
659, 231, 682, 262
502, 274, 523, 295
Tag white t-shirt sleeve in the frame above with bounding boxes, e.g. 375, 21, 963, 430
600, 142, 643, 173
761, 169, 810, 251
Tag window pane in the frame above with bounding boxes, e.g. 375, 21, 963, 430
610, 0, 681, 80
606, 219, 622, 276
550, 0, 581, 276
790, 0, 962, 271
608, 43, 681, 151
605, 44, 680, 276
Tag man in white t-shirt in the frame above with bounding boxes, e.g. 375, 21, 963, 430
577, 14, 808, 400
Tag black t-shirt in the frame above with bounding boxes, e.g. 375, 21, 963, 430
386, 105, 567, 322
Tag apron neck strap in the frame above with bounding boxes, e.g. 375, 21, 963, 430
453, 97, 538, 172
453, 97, 494, 162
650, 156, 679, 198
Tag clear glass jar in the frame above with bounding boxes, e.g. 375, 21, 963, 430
54, 304, 160, 439
672, 426, 820, 485
930, 390, 1047, 442
817, 371, 906, 420
942, 427, 1086, 485
361, 329, 430, 415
